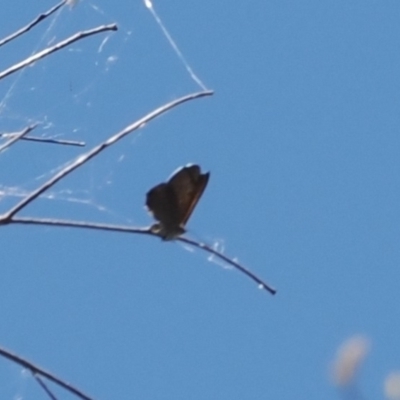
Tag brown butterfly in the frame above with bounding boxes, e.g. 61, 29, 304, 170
146, 164, 210, 240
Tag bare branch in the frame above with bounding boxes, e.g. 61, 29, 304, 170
34, 374, 59, 400
178, 236, 277, 295
0, 346, 95, 400
1, 90, 213, 220
0, 133, 85, 147
0, 1, 67, 48
11, 216, 276, 295
0, 124, 38, 153
0, 24, 118, 81
11, 216, 152, 236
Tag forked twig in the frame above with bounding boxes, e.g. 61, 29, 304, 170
11, 216, 276, 295
0, 124, 38, 152
0, 24, 118, 81
0, 0, 67, 48
0, 89, 272, 293
0, 90, 213, 221
0, 346, 94, 400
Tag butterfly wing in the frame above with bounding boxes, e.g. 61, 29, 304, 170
146, 182, 180, 230
146, 165, 210, 239
168, 165, 210, 226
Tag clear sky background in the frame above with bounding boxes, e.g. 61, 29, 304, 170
1, 1, 399, 399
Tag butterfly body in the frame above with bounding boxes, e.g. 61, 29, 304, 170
146, 165, 210, 240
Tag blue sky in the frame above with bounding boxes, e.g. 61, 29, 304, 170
1, 1, 400, 399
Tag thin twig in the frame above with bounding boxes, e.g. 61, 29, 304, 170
0, 133, 85, 147
1, 90, 213, 221
0, 124, 38, 152
11, 216, 153, 236
0, 24, 118, 81
34, 374, 59, 400
0, 0, 67, 48
0, 346, 94, 400
10, 216, 276, 295
178, 236, 277, 295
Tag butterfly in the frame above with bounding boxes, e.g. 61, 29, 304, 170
146, 164, 210, 240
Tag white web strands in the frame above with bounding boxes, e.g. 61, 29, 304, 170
0, 0, 209, 221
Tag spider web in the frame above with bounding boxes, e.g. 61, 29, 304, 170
0, 0, 208, 226
0, 4, 278, 399
0, 2, 222, 397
